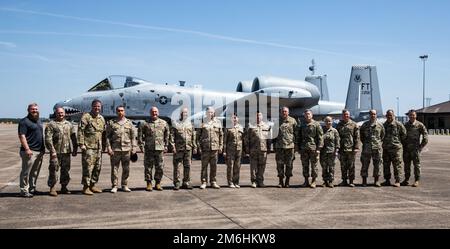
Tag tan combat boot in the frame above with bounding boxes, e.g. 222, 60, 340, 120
374, 177, 381, 187
412, 181, 420, 187
90, 184, 102, 193
155, 183, 163, 191
83, 185, 94, 195
310, 178, 316, 188
49, 186, 58, 197
211, 182, 221, 189
146, 182, 153, 191
348, 180, 355, 187
362, 177, 367, 187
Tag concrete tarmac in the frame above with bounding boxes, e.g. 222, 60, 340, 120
1, 124, 449, 229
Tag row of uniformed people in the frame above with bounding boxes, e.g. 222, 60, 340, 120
17, 100, 427, 197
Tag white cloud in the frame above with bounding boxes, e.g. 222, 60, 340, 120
0, 41, 17, 48
0, 51, 51, 62
0, 7, 392, 64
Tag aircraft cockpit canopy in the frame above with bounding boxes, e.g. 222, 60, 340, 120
88, 75, 148, 92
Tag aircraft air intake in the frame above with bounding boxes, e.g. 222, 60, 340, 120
236, 81, 253, 92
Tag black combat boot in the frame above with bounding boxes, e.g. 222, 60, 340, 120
338, 180, 348, 187
362, 177, 367, 187
382, 179, 391, 186
302, 178, 309, 187
60, 185, 71, 194
278, 177, 284, 188
285, 177, 290, 188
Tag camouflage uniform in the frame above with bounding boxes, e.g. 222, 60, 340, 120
336, 119, 360, 183
138, 118, 169, 185
197, 118, 223, 184
170, 120, 197, 187
360, 120, 385, 178
78, 112, 106, 187
106, 118, 137, 188
273, 116, 298, 181
224, 124, 244, 185
245, 122, 271, 185
298, 120, 324, 180
45, 120, 77, 188
320, 127, 340, 183
383, 120, 407, 183
403, 120, 428, 182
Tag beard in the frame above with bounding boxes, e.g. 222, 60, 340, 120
29, 112, 40, 121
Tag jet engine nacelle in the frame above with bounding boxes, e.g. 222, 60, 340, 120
236, 80, 253, 92
252, 76, 321, 108
256, 86, 319, 108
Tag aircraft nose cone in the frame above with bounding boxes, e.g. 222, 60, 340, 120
54, 101, 65, 111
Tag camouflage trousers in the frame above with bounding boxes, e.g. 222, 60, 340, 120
403, 148, 421, 181
275, 148, 294, 178
225, 150, 242, 185
81, 149, 102, 187
173, 150, 192, 185
383, 148, 403, 182
19, 150, 44, 194
339, 151, 356, 181
320, 152, 336, 182
144, 150, 164, 183
360, 149, 382, 178
201, 150, 218, 183
301, 149, 319, 179
110, 151, 130, 187
249, 151, 267, 184
48, 153, 71, 187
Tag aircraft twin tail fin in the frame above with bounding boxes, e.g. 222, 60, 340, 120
345, 65, 383, 121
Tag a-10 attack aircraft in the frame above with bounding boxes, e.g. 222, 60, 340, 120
53, 64, 383, 126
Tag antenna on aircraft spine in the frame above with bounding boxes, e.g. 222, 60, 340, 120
309, 59, 316, 75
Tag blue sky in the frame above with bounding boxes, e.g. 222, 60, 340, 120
1, 0, 449, 118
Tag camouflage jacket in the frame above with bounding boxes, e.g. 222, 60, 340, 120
383, 120, 406, 151
273, 116, 298, 149
360, 120, 385, 152
78, 112, 106, 150
170, 120, 197, 151
336, 119, 360, 152
45, 120, 77, 154
138, 118, 169, 151
224, 124, 244, 153
106, 118, 137, 152
404, 120, 428, 150
197, 118, 223, 152
321, 127, 340, 154
245, 122, 271, 153
298, 120, 324, 151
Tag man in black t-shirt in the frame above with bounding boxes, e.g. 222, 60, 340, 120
18, 103, 45, 198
